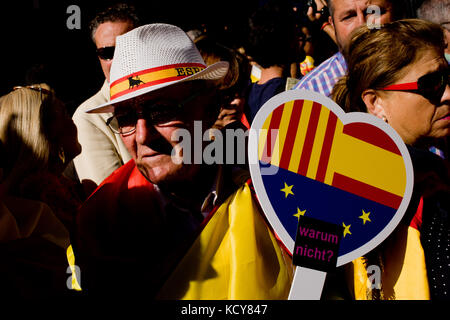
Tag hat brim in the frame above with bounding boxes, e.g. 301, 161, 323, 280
86, 61, 229, 114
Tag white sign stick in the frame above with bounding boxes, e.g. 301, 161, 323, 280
288, 266, 327, 300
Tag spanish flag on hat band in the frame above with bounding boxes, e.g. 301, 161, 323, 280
109, 63, 206, 101
86, 24, 228, 114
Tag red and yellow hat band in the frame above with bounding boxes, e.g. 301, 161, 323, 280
109, 62, 206, 100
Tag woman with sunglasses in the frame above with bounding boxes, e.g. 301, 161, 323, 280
332, 19, 450, 300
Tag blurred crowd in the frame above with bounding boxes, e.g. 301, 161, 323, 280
0, 0, 449, 300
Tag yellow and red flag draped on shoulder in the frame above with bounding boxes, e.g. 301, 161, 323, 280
158, 180, 294, 300
77, 160, 293, 299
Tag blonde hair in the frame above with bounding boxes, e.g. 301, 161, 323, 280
0, 84, 57, 192
332, 19, 445, 112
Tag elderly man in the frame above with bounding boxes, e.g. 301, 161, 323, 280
292, 0, 407, 97
72, 3, 139, 195
75, 23, 293, 299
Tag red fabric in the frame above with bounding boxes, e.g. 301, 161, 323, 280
240, 113, 250, 129
75, 159, 184, 297
410, 196, 423, 231
86, 159, 152, 200
19, 171, 82, 230
76, 159, 159, 256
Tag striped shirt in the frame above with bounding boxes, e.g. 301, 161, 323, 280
292, 51, 347, 97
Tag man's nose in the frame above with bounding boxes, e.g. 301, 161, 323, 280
441, 83, 450, 103
357, 12, 366, 26
135, 117, 158, 145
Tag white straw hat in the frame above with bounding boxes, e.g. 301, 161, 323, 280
87, 23, 229, 113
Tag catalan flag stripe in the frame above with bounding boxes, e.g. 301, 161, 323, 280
271, 101, 295, 167
306, 106, 331, 180
324, 120, 344, 186
287, 100, 313, 173
260, 104, 284, 164
315, 112, 338, 183
297, 102, 322, 176
279, 100, 304, 169
258, 113, 273, 160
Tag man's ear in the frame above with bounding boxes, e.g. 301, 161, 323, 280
361, 89, 387, 121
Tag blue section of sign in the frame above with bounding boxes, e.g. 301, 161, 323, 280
261, 162, 397, 256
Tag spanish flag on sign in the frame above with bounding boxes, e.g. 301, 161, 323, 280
258, 99, 408, 257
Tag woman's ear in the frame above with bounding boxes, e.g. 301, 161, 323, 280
361, 89, 387, 121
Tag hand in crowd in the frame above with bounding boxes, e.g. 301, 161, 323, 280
306, 0, 337, 44
306, 0, 327, 21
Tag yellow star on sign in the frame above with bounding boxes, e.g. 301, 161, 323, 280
359, 210, 371, 225
342, 222, 352, 238
293, 207, 306, 220
280, 183, 294, 198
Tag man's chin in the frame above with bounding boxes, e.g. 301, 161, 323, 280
136, 161, 198, 187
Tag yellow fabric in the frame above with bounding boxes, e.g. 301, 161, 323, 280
66, 244, 82, 291
1, 195, 81, 292
250, 64, 261, 83
158, 183, 294, 299
300, 56, 315, 76
349, 225, 429, 300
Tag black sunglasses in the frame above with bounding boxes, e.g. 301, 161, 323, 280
379, 68, 449, 101
96, 46, 115, 60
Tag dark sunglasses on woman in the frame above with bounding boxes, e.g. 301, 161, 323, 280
379, 68, 449, 102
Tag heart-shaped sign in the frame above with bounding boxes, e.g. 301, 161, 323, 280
248, 90, 413, 297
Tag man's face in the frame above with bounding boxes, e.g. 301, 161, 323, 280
118, 82, 216, 187
443, 24, 450, 56
94, 20, 134, 82
330, 0, 395, 51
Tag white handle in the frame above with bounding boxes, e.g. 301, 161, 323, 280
288, 266, 327, 300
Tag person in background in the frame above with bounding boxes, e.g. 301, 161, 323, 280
0, 165, 77, 297
417, 0, 450, 64
194, 34, 251, 130
244, 0, 302, 123
416, 0, 450, 158
0, 84, 82, 230
72, 3, 139, 196
296, 14, 338, 78
75, 23, 293, 299
304, 0, 337, 45
292, 0, 406, 97
332, 19, 450, 299
0, 85, 82, 297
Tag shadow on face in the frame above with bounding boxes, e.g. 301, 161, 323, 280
117, 81, 219, 186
